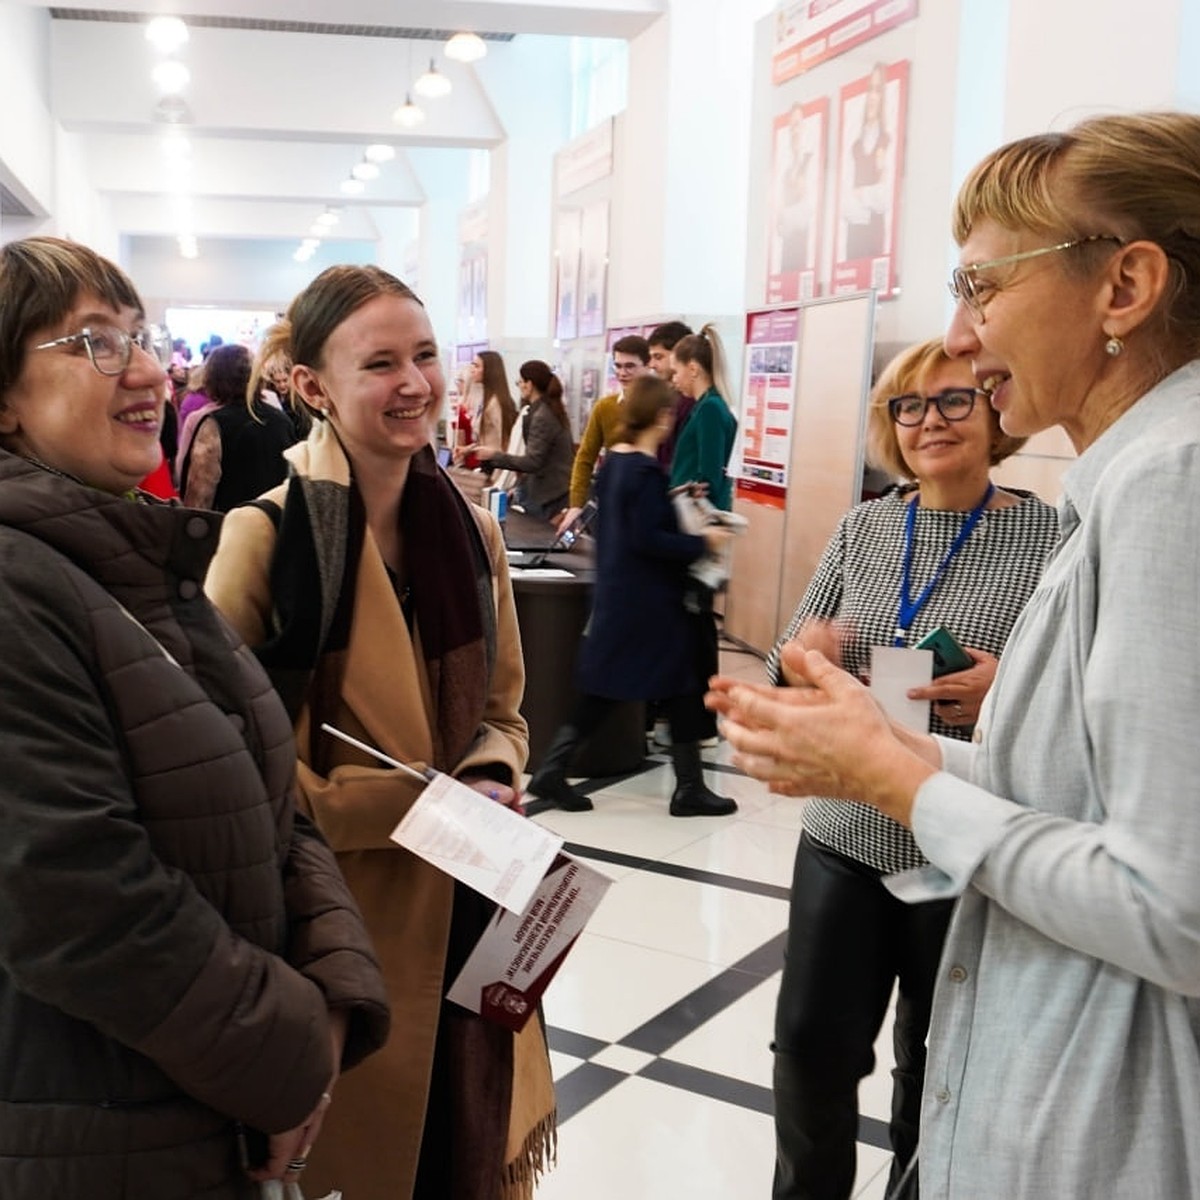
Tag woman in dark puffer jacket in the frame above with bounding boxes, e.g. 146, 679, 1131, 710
0, 235, 390, 1200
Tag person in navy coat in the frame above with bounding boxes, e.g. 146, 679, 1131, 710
527, 375, 737, 817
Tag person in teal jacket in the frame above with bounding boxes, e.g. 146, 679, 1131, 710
668, 323, 738, 509
667, 323, 739, 741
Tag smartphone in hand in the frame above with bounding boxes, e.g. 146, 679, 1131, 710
915, 626, 973, 678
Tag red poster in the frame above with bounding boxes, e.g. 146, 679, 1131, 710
773, 0, 918, 84
736, 308, 801, 509
767, 97, 829, 304
831, 59, 908, 300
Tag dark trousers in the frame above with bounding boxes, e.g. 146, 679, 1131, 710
570, 689, 708, 747
772, 833, 954, 1200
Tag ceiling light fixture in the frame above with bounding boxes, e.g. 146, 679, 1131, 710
152, 60, 191, 95
340, 178, 365, 195
364, 144, 396, 163
444, 32, 487, 63
177, 233, 198, 259
351, 161, 380, 182
146, 16, 189, 54
414, 59, 451, 99
392, 93, 427, 128
315, 208, 341, 227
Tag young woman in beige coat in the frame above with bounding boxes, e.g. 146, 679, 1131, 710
206, 265, 555, 1200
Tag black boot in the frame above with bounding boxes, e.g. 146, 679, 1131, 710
669, 742, 737, 817
528, 726, 593, 811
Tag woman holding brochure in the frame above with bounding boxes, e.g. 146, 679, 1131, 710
205, 264, 555, 1200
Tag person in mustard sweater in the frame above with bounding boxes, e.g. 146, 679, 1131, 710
554, 333, 648, 533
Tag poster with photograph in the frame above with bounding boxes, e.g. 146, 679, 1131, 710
767, 97, 829, 304
736, 308, 802, 509
577, 202, 609, 338
555, 209, 583, 342
831, 60, 908, 299
773, 0, 918, 84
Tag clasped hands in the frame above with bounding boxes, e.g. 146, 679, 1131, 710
706, 628, 945, 828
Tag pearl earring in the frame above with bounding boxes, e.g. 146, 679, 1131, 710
1104, 334, 1124, 357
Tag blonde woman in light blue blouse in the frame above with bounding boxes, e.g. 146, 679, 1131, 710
710, 111, 1200, 1200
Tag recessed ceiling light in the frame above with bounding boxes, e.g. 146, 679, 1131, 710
445, 32, 486, 63
351, 161, 381, 182
146, 16, 189, 54
315, 209, 340, 226
364, 144, 396, 163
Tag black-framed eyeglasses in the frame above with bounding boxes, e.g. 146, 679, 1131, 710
34, 323, 173, 376
887, 388, 986, 426
947, 234, 1124, 323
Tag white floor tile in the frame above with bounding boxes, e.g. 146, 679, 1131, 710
589, 1044, 656, 1075
584, 870, 789, 968
548, 1050, 586, 1079
543, 931, 724, 1044
664, 974, 780, 1088
663, 819, 801, 887
537, 1074, 775, 1200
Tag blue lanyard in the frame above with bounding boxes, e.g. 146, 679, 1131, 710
894, 483, 994, 647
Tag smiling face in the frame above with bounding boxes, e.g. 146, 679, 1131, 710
945, 218, 1114, 447
293, 293, 443, 467
893, 360, 996, 487
0, 294, 166, 493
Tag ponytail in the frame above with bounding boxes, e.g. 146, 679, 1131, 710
673, 322, 734, 408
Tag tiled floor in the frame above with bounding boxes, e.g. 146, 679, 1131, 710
525, 642, 900, 1200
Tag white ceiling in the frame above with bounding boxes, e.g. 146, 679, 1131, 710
13, 0, 664, 253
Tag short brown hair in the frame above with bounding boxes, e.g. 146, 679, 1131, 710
616, 374, 675, 441
0, 237, 142, 401
953, 111, 1200, 365
612, 334, 649, 364
866, 338, 1025, 481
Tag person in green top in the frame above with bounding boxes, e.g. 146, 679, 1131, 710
669, 323, 739, 742
668, 324, 738, 509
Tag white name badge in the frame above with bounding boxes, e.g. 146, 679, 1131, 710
869, 646, 933, 732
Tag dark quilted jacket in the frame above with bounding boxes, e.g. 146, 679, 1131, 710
0, 451, 389, 1199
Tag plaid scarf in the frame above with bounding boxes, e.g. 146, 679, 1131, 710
251, 421, 494, 774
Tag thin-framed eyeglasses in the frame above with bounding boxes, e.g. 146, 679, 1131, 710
888, 388, 987, 427
34, 323, 174, 376
947, 235, 1124, 323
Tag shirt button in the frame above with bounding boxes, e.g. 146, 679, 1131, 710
178, 579, 199, 600
935, 1088, 951, 1104
948, 965, 968, 983
185, 515, 209, 539
972, 727, 983, 744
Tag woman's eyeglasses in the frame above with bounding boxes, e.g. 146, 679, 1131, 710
887, 388, 986, 426
947, 234, 1123, 323
34, 323, 173, 376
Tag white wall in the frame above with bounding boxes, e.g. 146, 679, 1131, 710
0, 3, 54, 218
477, 35, 574, 340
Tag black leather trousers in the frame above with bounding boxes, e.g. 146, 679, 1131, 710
772, 833, 954, 1200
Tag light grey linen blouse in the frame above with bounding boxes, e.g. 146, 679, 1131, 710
890, 361, 1200, 1198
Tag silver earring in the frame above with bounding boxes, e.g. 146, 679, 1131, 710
1104, 334, 1124, 357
